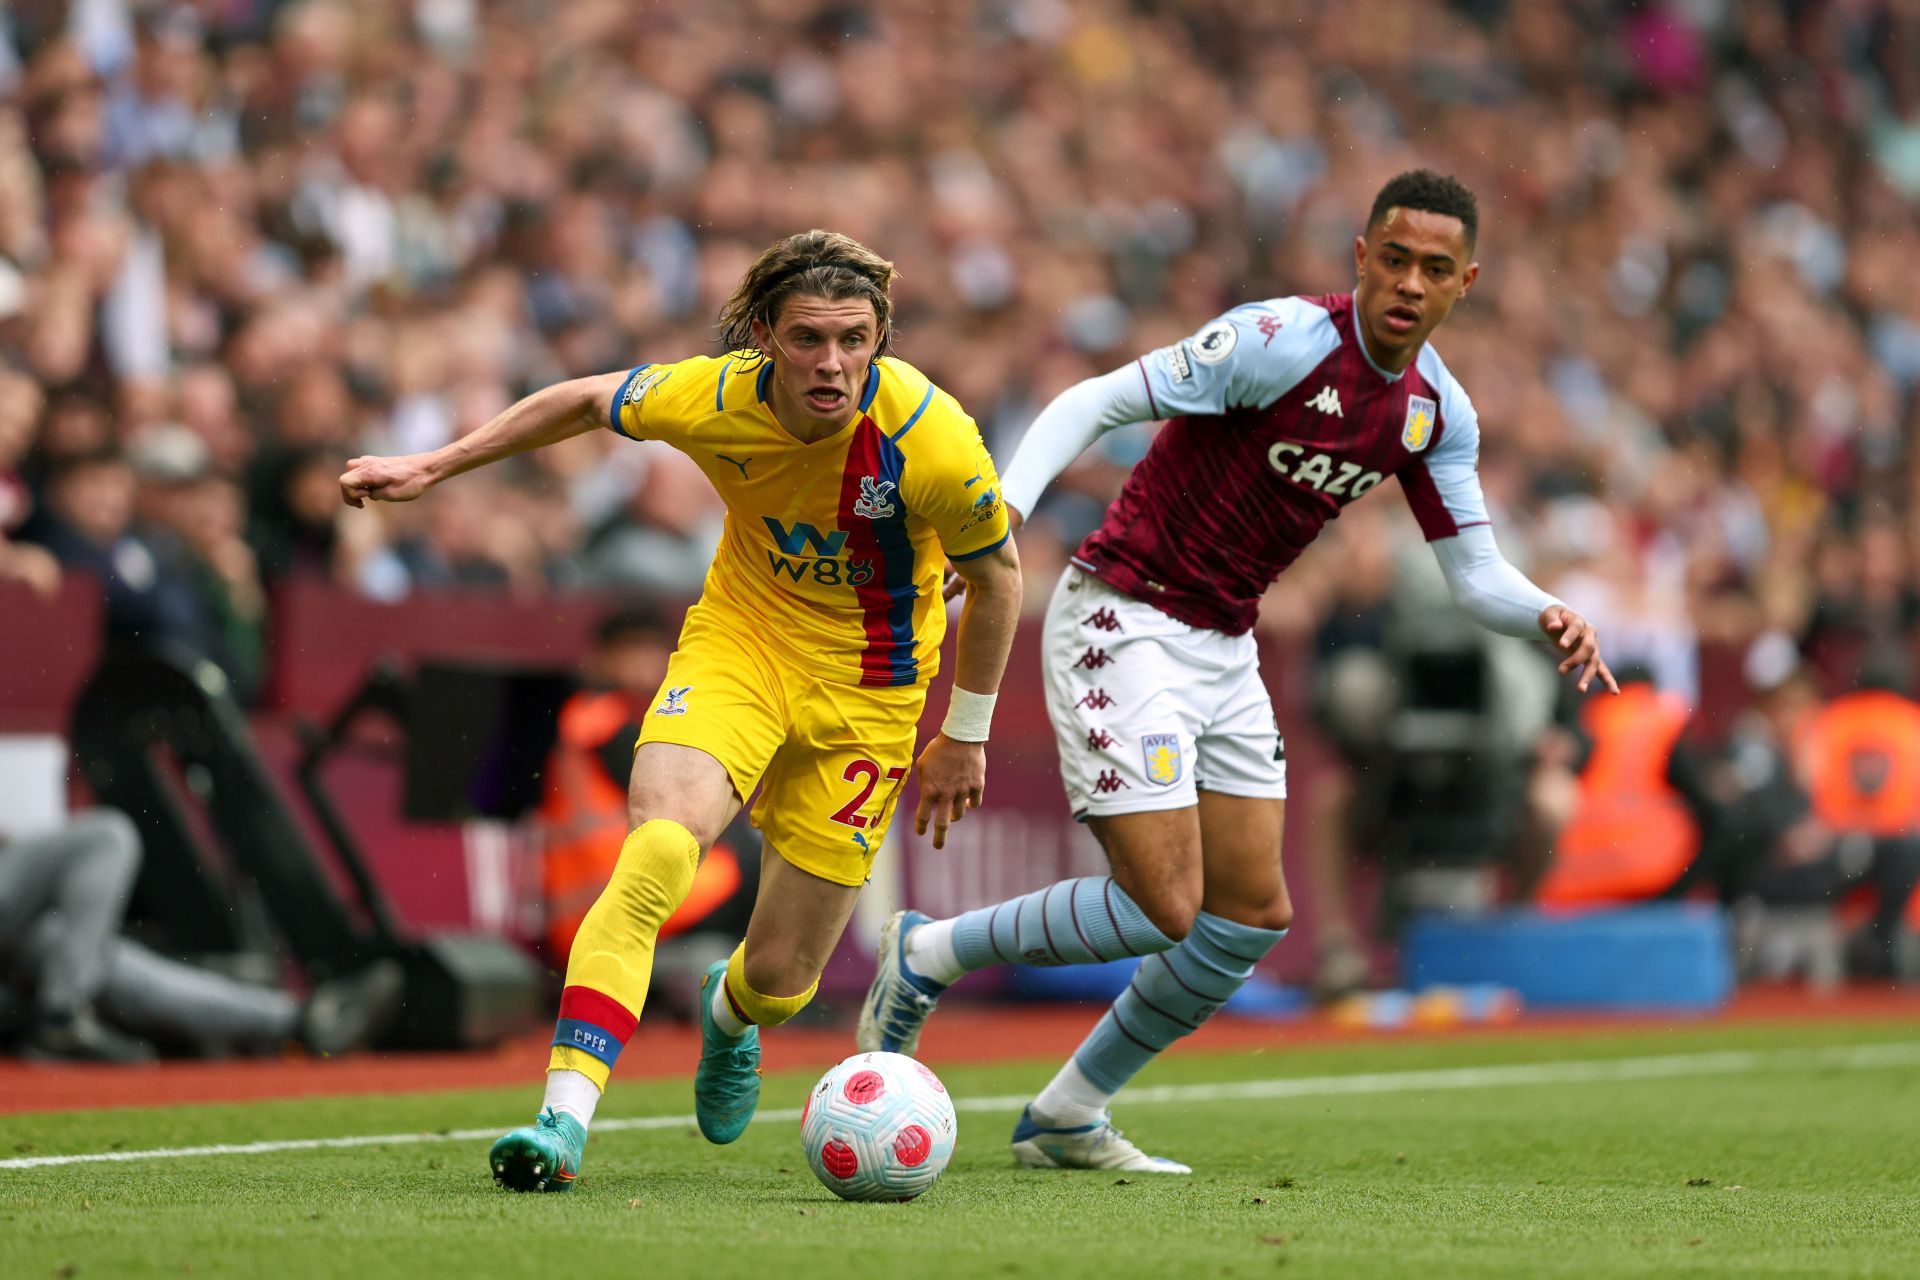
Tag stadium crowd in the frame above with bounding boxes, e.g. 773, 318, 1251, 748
2, 0, 1919, 979
0, 0, 1916, 672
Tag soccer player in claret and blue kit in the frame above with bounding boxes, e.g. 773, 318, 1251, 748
860, 170, 1619, 1172
341, 230, 1022, 1191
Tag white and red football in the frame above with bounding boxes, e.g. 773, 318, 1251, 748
800, 1051, 958, 1202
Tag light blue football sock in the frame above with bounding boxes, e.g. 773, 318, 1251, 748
1069, 911, 1289, 1095
948, 877, 1173, 973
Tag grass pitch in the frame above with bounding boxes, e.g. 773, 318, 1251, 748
3, 1020, 1917, 1279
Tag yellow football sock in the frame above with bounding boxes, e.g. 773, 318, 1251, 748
548, 819, 701, 1089
718, 941, 819, 1028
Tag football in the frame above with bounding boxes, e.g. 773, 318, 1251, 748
800, 1051, 958, 1202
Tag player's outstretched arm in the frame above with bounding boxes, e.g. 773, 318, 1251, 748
997, 364, 1156, 522
914, 537, 1021, 850
339, 370, 629, 508
1429, 526, 1618, 694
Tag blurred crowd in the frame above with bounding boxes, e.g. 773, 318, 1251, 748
0, 0, 1917, 712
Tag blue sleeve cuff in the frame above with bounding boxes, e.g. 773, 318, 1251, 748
949, 528, 1011, 561
608, 364, 652, 436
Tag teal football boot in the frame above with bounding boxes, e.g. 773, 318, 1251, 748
693, 959, 762, 1144
489, 1108, 587, 1192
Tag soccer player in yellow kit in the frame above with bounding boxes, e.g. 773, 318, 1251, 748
339, 231, 1021, 1192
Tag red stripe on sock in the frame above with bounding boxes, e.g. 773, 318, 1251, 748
723, 978, 752, 1026
556, 986, 639, 1042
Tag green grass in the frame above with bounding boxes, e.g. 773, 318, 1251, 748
3, 1020, 1918, 1279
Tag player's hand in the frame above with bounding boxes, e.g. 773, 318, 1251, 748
913, 734, 986, 850
339, 453, 439, 508
1539, 604, 1618, 694
943, 505, 1023, 602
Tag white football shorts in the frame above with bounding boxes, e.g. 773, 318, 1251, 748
1041, 566, 1287, 819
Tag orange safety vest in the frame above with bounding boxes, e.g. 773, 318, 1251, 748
540, 690, 742, 958
1537, 685, 1700, 908
1793, 690, 1920, 840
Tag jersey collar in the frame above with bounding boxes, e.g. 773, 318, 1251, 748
754, 361, 881, 412
1350, 305, 1408, 383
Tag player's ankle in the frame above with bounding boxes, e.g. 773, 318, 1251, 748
543, 1069, 602, 1130
1029, 1099, 1104, 1129
904, 916, 964, 986
709, 980, 751, 1037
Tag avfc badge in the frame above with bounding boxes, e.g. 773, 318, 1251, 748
1142, 733, 1183, 787
1402, 396, 1437, 452
656, 685, 692, 716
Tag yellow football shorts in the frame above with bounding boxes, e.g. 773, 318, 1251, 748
636, 603, 925, 886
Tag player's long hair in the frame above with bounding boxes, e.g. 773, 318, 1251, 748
717, 229, 897, 363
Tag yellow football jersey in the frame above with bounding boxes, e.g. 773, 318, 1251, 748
608, 352, 1010, 687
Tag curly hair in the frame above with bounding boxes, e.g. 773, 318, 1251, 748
1367, 170, 1479, 251
716, 229, 898, 362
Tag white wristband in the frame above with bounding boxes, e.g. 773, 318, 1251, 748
940, 686, 996, 743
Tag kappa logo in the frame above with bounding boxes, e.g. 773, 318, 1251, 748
1076, 688, 1115, 711
853, 475, 897, 519
1306, 386, 1344, 417
1087, 727, 1117, 751
1142, 733, 1183, 786
1074, 647, 1114, 670
1092, 770, 1130, 794
656, 685, 692, 716
1084, 608, 1123, 633
1256, 313, 1284, 346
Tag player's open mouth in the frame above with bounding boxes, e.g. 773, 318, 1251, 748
1383, 306, 1420, 333
806, 388, 846, 412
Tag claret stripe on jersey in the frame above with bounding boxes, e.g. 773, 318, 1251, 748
839, 417, 919, 686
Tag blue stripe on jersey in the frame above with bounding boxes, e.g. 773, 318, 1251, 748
873, 429, 919, 685
608, 364, 651, 435
890, 382, 936, 442
950, 528, 1010, 561
859, 363, 881, 413
715, 359, 729, 412
756, 360, 774, 402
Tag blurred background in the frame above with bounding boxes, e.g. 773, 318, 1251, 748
3, 0, 1919, 1062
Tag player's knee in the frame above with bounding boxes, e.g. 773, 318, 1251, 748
1206, 884, 1294, 934
730, 944, 819, 1027
1251, 897, 1295, 934
1133, 888, 1201, 944
627, 797, 725, 850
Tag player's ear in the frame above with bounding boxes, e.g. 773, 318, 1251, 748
1353, 233, 1368, 280
1458, 261, 1480, 298
749, 315, 772, 360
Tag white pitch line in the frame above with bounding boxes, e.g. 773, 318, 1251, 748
3, 1040, 1915, 1172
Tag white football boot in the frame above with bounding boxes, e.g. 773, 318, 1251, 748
1010, 1106, 1192, 1174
